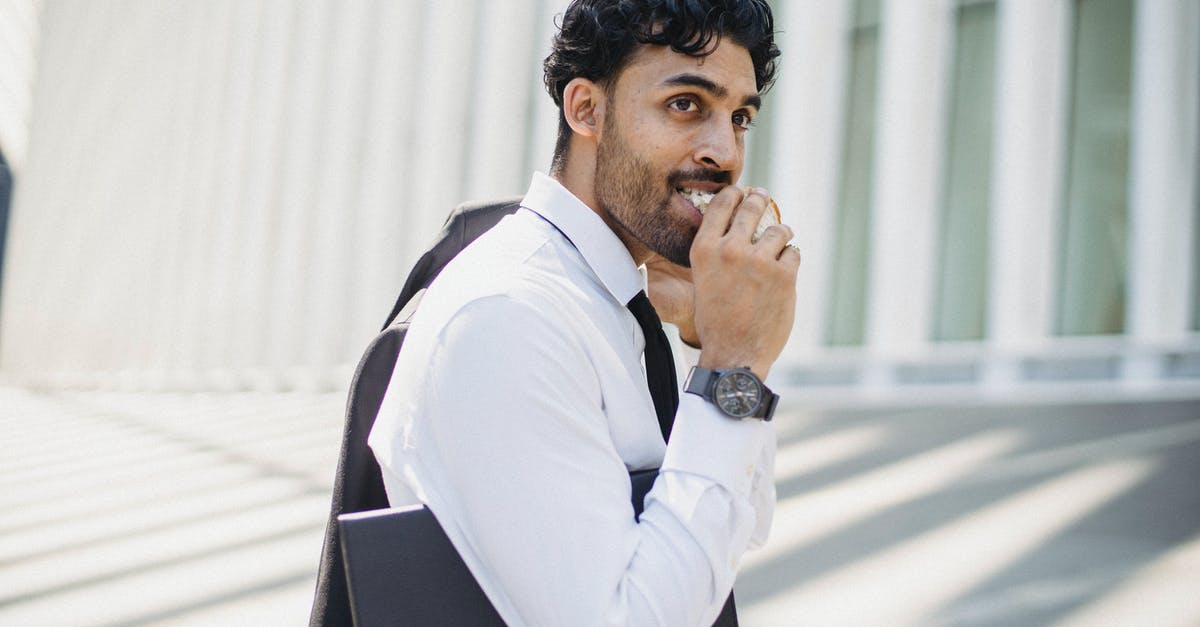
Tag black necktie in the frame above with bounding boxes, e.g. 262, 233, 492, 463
626, 291, 679, 442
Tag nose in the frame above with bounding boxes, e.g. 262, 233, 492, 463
693, 117, 742, 172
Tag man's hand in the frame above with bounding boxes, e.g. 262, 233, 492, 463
689, 186, 800, 379
645, 254, 700, 347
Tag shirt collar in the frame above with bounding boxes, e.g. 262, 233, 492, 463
520, 171, 645, 305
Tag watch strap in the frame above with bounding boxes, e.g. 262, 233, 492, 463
682, 366, 715, 397
757, 388, 779, 421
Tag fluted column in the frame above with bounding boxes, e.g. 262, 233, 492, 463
1123, 0, 1200, 381
769, 0, 854, 363
303, 0, 376, 383
985, 0, 1072, 384
463, 0, 542, 201
864, 0, 952, 370
143, 2, 206, 389
404, 0, 480, 271
200, 1, 268, 389
348, 0, 425, 343
226, 0, 296, 389
261, 1, 333, 389
526, 0, 572, 178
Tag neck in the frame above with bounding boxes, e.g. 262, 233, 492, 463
553, 144, 598, 217
553, 147, 653, 266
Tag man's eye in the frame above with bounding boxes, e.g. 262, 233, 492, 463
669, 98, 698, 113
733, 112, 755, 130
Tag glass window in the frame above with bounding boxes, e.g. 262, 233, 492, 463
932, 1, 998, 342
826, 0, 881, 346
1056, 0, 1134, 336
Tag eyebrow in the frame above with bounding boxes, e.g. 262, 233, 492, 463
662, 73, 762, 110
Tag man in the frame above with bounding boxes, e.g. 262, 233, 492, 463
368, 1, 799, 624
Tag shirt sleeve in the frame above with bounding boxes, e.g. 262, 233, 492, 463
373, 294, 774, 627
663, 322, 775, 549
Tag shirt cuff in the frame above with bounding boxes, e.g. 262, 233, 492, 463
661, 392, 770, 499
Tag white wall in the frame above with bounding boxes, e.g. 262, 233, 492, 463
0, 0, 568, 391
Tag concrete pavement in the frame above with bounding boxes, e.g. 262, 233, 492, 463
1, 385, 1197, 625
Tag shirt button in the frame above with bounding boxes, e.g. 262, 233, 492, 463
745, 464, 754, 477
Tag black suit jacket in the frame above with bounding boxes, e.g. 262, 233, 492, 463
310, 198, 521, 627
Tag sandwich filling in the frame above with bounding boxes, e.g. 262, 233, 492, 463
678, 186, 778, 242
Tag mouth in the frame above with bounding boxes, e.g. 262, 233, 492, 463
675, 186, 719, 215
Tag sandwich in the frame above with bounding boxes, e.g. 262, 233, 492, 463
683, 189, 781, 242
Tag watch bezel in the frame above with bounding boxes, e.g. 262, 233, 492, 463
712, 369, 763, 418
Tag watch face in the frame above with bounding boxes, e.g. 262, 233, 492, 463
714, 371, 762, 418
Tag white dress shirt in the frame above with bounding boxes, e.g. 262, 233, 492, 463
369, 172, 775, 627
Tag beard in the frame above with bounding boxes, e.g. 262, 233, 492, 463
594, 113, 703, 267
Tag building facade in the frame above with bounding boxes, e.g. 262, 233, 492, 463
1, 0, 1197, 395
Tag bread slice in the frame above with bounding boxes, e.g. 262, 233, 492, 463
684, 189, 780, 242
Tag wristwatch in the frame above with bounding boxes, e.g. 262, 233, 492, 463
683, 366, 778, 421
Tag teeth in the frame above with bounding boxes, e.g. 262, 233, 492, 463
680, 188, 715, 212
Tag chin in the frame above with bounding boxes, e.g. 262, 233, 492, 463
650, 226, 695, 268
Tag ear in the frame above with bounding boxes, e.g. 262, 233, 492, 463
561, 77, 606, 139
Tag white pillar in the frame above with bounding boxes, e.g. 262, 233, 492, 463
304, 0, 375, 386
464, 0, 540, 201
226, 0, 295, 390
526, 0, 571, 178
404, 0, 479, 273
264, 0, 333, 389
200, 0, 265, 390
349, 1, 425, 348
985, 0, 1072, 384
865, 0, 952, 366
1123, 0, 1200, 381
141, 2, 202, 389
769, 0, 853, 364
165, 2, 238, 389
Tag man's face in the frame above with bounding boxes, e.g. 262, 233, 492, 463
593, 39, 760, 267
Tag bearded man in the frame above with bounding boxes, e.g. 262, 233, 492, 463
368, 1, 799, 624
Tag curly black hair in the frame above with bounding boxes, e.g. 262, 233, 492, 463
543, 0, 781, 173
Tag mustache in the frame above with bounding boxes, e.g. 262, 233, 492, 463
667, 169, 732, 188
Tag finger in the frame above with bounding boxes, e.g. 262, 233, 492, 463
695, 186, 746, 240
754, 224, 794, 257
728, 188, 770, 241
780, 242, 802, 268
